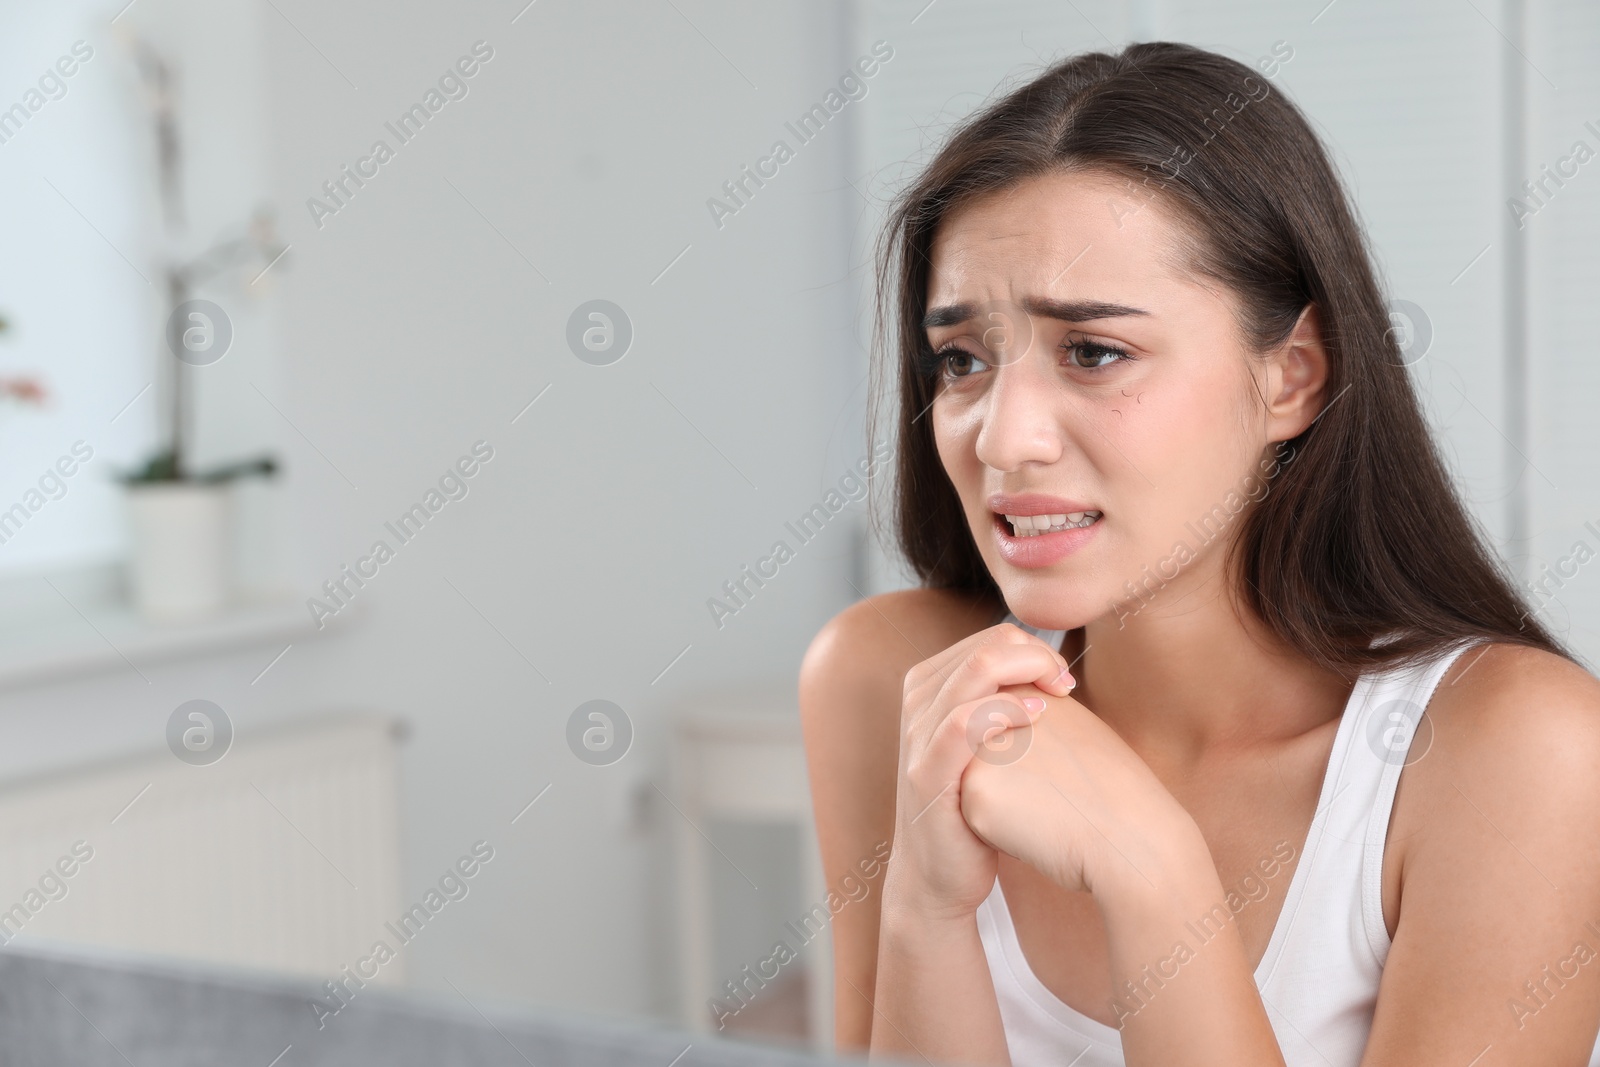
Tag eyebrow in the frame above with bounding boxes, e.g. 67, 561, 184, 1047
922, 297, 1151, 330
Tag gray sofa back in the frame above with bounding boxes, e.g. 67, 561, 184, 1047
0, 941, 882, 1067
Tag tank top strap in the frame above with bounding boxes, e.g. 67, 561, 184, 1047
1355, 637, 1485, 965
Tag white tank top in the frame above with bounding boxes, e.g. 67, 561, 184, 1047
977, 617, 1600, 1067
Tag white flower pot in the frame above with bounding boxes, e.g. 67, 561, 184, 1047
124, 482, 232, 619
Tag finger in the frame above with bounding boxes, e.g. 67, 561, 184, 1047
997, 680, 1076, 708
917, 640, 1074, 741
905, 639, 1073, 757
905, 623, 1072, 708
903, 622, 1034, 699
918, 693, 1043, 790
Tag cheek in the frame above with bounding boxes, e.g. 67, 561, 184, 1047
1093, 369, 1262, 573
933, 405, 986, 501
933, 398, 981, 453
1142, 411, 1218, 503
1105, 365, 1256, 497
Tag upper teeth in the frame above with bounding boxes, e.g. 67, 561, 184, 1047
1005, 511, 1100, 536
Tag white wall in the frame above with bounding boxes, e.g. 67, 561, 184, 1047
1527, 0, 1600, 659
0, 0, 871, 1029
254, 0, 865, 1020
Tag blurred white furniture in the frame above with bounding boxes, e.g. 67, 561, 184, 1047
0, 713, 404, 983
668, 687, 832, 1051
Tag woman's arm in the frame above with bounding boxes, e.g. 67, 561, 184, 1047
959, 685, 1290, 1066
798, 589, 1004, 1053
871, 897, 1011, 1064
1359, 644, 1600, 1065
802, 598, 1076, 1064
868, 623, 1074, 1064
1086, 831, 1288, 1064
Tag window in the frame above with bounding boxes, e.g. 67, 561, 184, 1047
0, 2, 159, 575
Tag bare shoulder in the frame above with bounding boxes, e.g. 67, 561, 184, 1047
1399, 641, 1600, 833
1425, 641, 1600, 775
800, 586, 1005, 704
798, 585, 1004, 769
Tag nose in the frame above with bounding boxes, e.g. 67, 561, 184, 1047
973, 347, 1068, 472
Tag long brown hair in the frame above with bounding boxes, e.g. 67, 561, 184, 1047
867, 41, 1573, 676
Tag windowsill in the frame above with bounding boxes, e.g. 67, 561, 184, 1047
0, 562, 325, 693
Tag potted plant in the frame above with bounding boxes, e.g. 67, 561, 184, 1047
116, 34, 285, 620
119, 450, 278, 620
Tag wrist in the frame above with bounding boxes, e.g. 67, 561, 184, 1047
1089, 809, 1218, 920
880, 892, 982, 931
878, 852, 988, 927
878, 874, 984, 932
877, 900, 981, 955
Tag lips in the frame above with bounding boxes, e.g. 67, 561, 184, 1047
987, 493, 1103, 568
987, 492, 1097, 516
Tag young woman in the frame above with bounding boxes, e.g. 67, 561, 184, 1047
799, 41, 1600, 1067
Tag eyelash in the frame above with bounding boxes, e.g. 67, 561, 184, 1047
916, 335, 1135, 380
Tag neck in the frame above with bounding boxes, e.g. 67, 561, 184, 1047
1067, 561, 1354, 764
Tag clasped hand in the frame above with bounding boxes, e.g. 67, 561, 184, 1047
887, 623, 1195, 922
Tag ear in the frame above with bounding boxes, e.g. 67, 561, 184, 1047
1264, 304, 1329, 444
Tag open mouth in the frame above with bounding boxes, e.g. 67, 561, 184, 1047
1000, 510, 1102, 537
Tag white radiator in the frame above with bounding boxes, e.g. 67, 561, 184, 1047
0, 713, 405, 985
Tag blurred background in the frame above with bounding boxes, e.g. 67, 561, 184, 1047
0, 0, 1596, 1058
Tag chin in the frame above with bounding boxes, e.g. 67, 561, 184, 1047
991, 572, 1102, 633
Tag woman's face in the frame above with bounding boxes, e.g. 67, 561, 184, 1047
924, 169, 1291, 631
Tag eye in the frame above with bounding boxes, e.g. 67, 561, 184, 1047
1060, 335, 1132, 370
920, 343, 991, 380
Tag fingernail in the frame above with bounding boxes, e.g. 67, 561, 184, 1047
1022, 697, 1045, 712
1053, 665, 1076, 689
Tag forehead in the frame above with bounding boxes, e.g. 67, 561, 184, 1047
925, 169, 1196, 305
